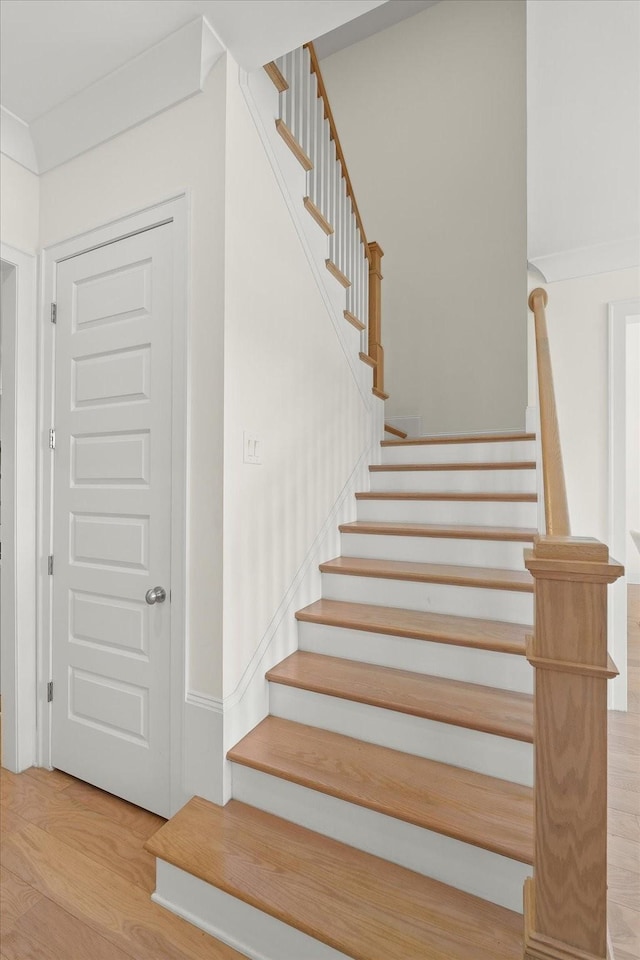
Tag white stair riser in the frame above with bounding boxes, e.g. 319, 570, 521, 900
153, 860, 349, 960
341, 532, 531, 571
369, 468, 536, 494
231, 764, 528, 913
381, 440, 536, 465
357, 498, 538, 527
297, 621, 534, 693
269, 684, 533, 786
321, 572, 534, 624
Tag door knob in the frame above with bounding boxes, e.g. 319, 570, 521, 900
145, 586, 167, 605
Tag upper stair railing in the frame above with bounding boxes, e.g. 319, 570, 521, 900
524, 289, 623, 960
265, 44, 387, 400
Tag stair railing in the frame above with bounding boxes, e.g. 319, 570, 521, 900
524, 289, 623, 960
265, 44, 387, 400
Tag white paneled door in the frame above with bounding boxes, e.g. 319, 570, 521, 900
51, 224, 173, 816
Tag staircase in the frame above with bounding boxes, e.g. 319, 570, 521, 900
147, 430, 539, 959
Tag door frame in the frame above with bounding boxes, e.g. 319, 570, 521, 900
608, 297, 640, 712
1, 243, 38, 773
38, 194, 189, 813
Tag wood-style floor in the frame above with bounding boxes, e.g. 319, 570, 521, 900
608, 584, 640, 959
0, 588, 638, 959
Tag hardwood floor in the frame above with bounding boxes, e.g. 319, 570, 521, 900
0, 586, 637, 958
608, 584, 640, 960
0, 767, 245, 959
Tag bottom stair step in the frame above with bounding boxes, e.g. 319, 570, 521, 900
146, 796, 524, 960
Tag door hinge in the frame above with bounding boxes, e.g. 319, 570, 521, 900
49, 428, 56, 449
47, 555, 54, 575
50, 302, 57, 324
47, 681, 54, 702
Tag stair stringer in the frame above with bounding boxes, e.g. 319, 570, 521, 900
220, 416, 382, 802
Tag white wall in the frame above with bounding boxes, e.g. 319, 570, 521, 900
626, 321, 640, 583
527, 0, 640, 281
222, 59, 372, 701
533, 269, 640, 543
0, 154, 39, 253
39, 61, 227, 700
320, 0, 528, 434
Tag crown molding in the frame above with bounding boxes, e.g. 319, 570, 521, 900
0, 107, 39, 174
529, 236, 640, 283
1, 17, 225, 177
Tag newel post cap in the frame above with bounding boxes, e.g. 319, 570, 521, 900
524, 535, 624, 584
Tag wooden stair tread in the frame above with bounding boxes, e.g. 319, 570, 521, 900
228, 718, 533, 864
384, 422, 408, 438
381, 432, 535, 447
339, 520, 537, 541
146, 797, 523, 960
356, 491, 537, 501
295, 598, 530, 654
320, 556, 534, 592
267, 651, 534, 742
370, 460, 535, 472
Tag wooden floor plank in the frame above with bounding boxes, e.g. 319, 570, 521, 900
2, 896, 137, 960
61, 779, 165, 840
228, 717, 533, 864
0, 822, 245, 960
267, 651, 534, 742
1, 769, 156, 893
146, 797, 524, 960
295, 598, 530, 654
320, 555, 534, 592
23, 767, 77, 792
0, 866, 43, 936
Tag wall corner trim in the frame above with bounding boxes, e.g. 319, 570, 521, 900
25, 17, 225, 175
0, 106, 39, 174
529, 236, 640, 283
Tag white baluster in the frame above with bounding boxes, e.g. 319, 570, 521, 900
307, 72, 318, 199
300, 47, 311, 160
328, 141, 338, 265
281, 52, 293, 128
321, 119, 331, 226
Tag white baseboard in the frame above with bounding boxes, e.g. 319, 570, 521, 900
153, 859, 350, 960
180, 693, 225, 809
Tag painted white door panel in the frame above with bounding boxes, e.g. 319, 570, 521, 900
52, 224, 173, 816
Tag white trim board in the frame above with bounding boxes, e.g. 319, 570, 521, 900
0, 243, 38, 772
37, 195, 190, 815
608, 297, 640, 711
529, 237, 640, 283
2, 18, 224, 176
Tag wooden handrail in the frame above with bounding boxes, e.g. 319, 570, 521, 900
528, 288, 570, 536
266, 44, 385, 399
304, 42, 369, 254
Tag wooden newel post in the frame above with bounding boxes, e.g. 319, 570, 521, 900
367, 241, 387, 400
523, 536, 623, 960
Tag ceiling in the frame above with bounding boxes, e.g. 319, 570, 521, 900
0, 0, 401, 125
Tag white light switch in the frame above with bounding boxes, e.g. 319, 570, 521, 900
243, 432, 262, 464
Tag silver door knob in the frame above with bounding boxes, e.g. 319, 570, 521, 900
145, 586, 167, 605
